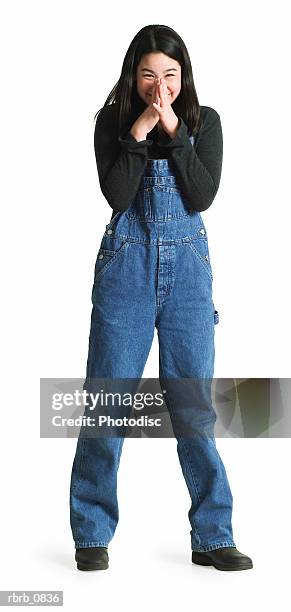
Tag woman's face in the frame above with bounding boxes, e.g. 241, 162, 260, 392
135, 52, 181, 105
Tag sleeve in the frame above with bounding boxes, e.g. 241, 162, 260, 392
94, 107, 153, 212
156, 108, 223, 212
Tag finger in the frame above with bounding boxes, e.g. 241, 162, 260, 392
153, 99, 161, 112
162, 79, 170, 100
159, 79, 166, 107
154, 79, 159, 103
161, 79, 169, 105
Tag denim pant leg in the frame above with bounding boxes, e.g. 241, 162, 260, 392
70, 238, 156, 548
156, 239, 236, 553
70, 435, 124, 549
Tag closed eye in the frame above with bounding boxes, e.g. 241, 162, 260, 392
143, 74, 175, 78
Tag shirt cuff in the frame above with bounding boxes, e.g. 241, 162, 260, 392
118, 131, 153, 152
156, 116, 189, 148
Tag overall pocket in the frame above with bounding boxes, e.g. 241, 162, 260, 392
188, 237, 213, 281
91, 240, 129, 300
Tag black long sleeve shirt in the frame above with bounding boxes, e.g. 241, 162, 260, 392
93, 103, 223, 221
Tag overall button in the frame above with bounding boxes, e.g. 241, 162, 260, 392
107, 229, 113, 235
199, 228, 206, 235
98, 254, 104, 259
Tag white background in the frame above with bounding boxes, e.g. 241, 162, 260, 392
1, 0, 291, 609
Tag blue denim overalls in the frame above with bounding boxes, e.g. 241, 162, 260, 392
70, 134, 236, 553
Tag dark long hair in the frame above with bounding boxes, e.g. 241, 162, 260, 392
94, 24, 203, 137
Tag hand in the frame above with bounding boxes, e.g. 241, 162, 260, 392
152, 78, 180, 138
130, 79, 160, 140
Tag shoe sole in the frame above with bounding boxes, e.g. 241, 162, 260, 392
192, 551, 253, 571
77, 562, 109, 571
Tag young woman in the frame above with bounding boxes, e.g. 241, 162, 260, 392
70, 24, 253, 572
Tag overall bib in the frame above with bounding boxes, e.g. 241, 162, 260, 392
70, 134, 236, 553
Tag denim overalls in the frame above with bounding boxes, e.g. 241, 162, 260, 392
70, 134, 236, 553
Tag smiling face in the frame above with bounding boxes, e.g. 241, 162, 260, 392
135, 52, 182, 105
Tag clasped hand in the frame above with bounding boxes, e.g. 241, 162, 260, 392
152, 78, 180, 138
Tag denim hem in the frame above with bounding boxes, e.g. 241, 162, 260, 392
75, 542, 109, 549
191, 541, 236, 552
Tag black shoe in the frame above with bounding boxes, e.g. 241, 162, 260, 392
192, 546, 253, 571
75, 546, 109, 571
